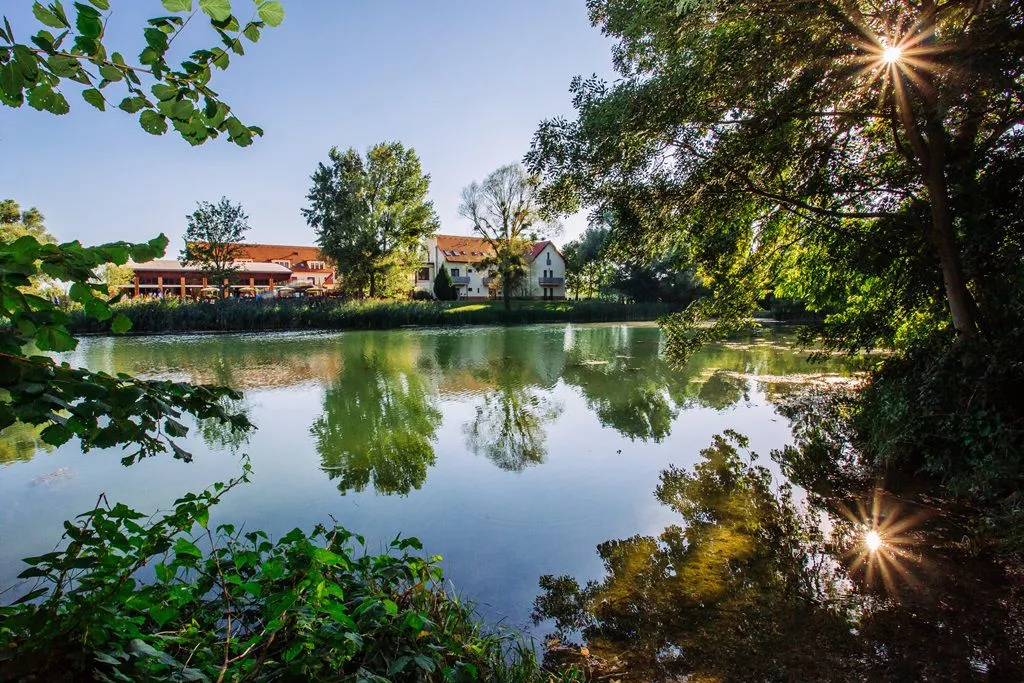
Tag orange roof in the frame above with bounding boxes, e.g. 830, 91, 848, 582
231, 243, 332, 273
434, 235, 496, 263
433, 234, 558, 263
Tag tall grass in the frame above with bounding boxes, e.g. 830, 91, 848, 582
69, 298, 673, 335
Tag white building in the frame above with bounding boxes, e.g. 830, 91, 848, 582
414, 234, 566, 300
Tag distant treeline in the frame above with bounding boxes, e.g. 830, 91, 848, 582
68, 298, 674, 335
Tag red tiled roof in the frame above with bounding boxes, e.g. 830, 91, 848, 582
434, 235, 496, 263
226, 243, 332, 273
433, 234, 558, 263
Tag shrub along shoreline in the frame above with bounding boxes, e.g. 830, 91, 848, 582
68, 298, 674, 335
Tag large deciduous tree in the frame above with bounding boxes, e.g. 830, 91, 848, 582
528, 0, 1023, 355
180, 196, 250, 296
458, 164, 559, 311
303, 142, 439, 299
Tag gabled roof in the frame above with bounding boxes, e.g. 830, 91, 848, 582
186, 243, 333, 272
233, 243, 332, 272
432, 234, 562, 264
434, 235, 496, 263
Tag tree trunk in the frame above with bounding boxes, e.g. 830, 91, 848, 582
369, 271, 377, 299
503, 281, 511, 311
923, 124, 980, 338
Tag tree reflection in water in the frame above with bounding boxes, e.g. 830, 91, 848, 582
196, 395, 251, 453
0, 422, 54, 465
462, 333, 564, 472
312, 336, 441, 495
533, 430, 1024, 681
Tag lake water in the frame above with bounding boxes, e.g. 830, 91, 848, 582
0, 323, 866, 632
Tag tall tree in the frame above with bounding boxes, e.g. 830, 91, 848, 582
303, 142, 439, 298
459, 164, 560, 311
0, 199, 52, 243
563, 223, 612, 299
528, 0, 1024, 354
180, 197, 249, 296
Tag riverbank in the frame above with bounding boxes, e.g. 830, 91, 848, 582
68, 298, 674, 335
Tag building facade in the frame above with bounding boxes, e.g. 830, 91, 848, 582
124, 260, 293, 297
414, 234, 566, 301
230, 244, 335, 286
124, 243, 336, 298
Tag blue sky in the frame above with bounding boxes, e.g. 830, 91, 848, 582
1, 1, 616, 251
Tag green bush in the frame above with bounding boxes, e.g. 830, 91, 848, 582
0, 467, 576, 682
67, 298, 673, 335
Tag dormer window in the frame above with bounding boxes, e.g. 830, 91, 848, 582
308, 261, 325, 270
236, 258, 254, 264
272, 260, 291, 268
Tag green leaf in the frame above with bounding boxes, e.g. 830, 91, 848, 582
119, 96, 147, 113
98, 64, 122, 82
382, 599, 399, 616
144, 27, 168, 52
40, 423, 72, 446
88, 0, 111, 10
162, 0, 193, 11
412, 654, 437, 673
111, 313, 133, 334
27, 84, 56, 111
172, 98, 194, 120
36, 325, 77, 351
151, 83, 178, 101
75, 5, 103, 38
82, 88, 105, 110
173, 538, 203, 558
199, 0, 232, 21
242, 23, 259, 42
139, 110, 168, 135
47, 91, 70, 114
257, 1, 284, 27
33, 2, 66, 28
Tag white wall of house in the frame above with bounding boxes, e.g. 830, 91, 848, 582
413, 236, 566, 300
525, 243, 566, 299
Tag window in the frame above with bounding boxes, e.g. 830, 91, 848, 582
546, 252, 551, 265
451, 268, 460, 277
307, 261, 326, 270
236, 258, 253, 264
417, 267, 430, 281
273, 260, 291, 268
467, 268, 473, 273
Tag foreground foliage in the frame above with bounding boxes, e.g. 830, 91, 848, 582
0, 471, 573, 682
1, 0, 284, 146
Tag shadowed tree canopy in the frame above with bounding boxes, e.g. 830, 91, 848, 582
528, 0, 1024, 358
303, 142, 440, 298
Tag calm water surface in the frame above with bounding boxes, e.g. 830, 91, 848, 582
0, 324, 868, 630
